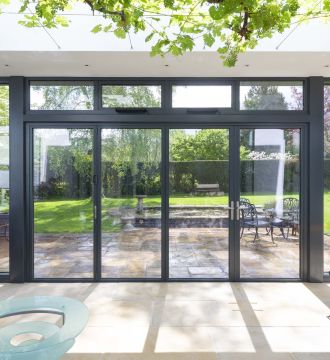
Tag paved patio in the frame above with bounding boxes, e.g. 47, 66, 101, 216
0, 228, 326, 277
0, 237, 9, 273
33, 227, 306, 279
2, 281, 330, 359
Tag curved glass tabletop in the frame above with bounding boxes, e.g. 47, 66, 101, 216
0, 296, 88, 357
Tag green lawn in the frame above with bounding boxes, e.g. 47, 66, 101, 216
33, 192, 330, 234
325, 192, 330, 235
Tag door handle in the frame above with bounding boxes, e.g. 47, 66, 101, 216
236, 201, 240, 220
224, 201, 235, 221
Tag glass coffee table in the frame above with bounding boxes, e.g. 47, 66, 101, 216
0, 296, 88, 359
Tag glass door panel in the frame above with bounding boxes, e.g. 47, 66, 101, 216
33, 129, 94, 278
0, 84, 9, 273
324, 85, 330, 275
101, 129, 162, 278
169, 129, 230, 279
239, 128, 300, 278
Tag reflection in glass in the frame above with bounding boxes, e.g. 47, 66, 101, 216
33, 129, 94, 278
240, 129, 300, 278
240, 81, 303, 110
324, 85, 330, 275
169, 129, 229, 278
30, 81, 94, 110
102, 86, 161, 108
0, 85, 9, 273
101, 129, 162, 278
172, 86, 232, 108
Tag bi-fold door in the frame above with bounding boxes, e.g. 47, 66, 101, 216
29, 125, 303, 281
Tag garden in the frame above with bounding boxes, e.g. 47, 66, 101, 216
30, 86, 330, 236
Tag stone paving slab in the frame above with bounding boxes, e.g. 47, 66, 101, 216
1, 229, 329, 278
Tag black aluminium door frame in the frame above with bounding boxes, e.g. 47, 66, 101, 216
26, 124, 99, 282
25, 121, 308, 282
166, 123, 307, 282
26, 122, 167, 283
235, 123, 308, 282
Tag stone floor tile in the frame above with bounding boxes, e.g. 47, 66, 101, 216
155, 327, 214, 352
165, 283, 236, 301
208, 327, 255, 352
87, 300, 154, 326
291, 354, 330, 360
111, 283, 166, 300
262, 327, 330, 352
160, 301, 245, 326
102, 353, 217, 360
69, 326, 150, 353
215, 353, 295, 360
63, 354, 102, 360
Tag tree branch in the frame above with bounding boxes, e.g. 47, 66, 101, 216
84, 0, 126, 23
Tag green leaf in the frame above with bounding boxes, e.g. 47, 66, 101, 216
164, 0, 175, 8
178, 35, 194, 51
104, 24, 113, 32
170, 44, 182, 56
203, 33, 215, 47
114, 28, 127, 39
324, 0, 330, 11
91, 24, 103, 33
209, 6, 222, 21
145, 32, 155, 42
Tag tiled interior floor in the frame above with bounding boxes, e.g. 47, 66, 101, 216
1, 282, 330, 359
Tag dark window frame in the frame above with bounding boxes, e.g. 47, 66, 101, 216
238, 78, 307, 114
25, 77, 308, 116
169, 79, 235, 114
2, 76, 324, 283
0, 79, 10, 280
323, 80, 330, 280
100, 81, 163, 113
26, 78, 98, 114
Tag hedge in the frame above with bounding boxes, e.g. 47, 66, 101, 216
35, 157, 324, 198
170, 159, 300, 194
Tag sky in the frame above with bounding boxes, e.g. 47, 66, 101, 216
0, 0, 330, 52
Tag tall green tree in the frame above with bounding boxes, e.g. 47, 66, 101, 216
171, 129, 229, 161
1, 0, 330, 66
324, 85, 330, 157
0, 85, 9, 126
243, 85, 288, 110
103, 85, 161, 108
170, 129, 248, 160
31, 84, 93, 110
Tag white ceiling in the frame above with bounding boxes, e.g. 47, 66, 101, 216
0, 51, 330, 77
1, 1, 330, 77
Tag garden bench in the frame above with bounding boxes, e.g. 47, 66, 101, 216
195, 184, 222, 195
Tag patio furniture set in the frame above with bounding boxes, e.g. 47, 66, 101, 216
239, 197, 300, 243
0, 213, 9, 241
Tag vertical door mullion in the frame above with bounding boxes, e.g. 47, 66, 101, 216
27, 125, 34, 281
94, 127, 102, 281
162, 127, 169, 280
229, 126, 240, 281
300, 125, 308, 281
